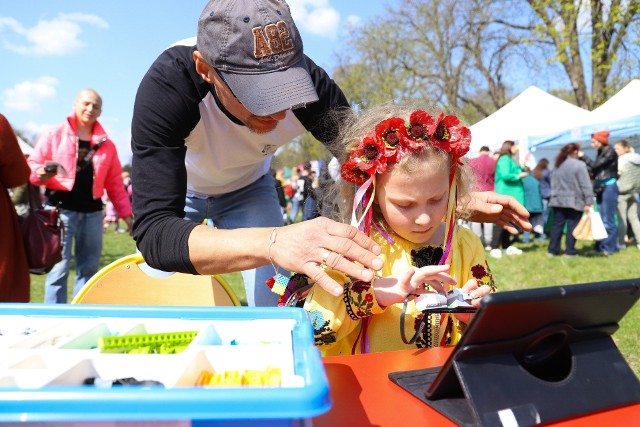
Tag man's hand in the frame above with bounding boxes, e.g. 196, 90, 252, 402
273, 217, 383, 297
461, 191, 532, 234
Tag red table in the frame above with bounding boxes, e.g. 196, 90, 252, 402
315, 347, 640, 427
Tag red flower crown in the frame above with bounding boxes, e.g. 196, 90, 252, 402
340, 110, 471, 185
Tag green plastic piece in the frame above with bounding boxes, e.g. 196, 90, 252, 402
98, 331, 198, 354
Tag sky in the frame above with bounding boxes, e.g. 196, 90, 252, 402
1, 0, 388, 164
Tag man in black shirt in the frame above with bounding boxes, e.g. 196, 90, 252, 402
131, 0, 532, 306
578, 130, 619, 254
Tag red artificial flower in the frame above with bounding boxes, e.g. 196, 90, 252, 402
431, 113, 471, 158
407, 110, 435, 149
341, 159, 370, 185
450, 125, 471, 158
375, 117, 410, 162
352, 133, 387, 174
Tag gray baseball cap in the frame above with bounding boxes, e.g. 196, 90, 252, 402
197, 0, 319, 116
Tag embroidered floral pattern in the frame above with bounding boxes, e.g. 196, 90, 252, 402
344, 280, 375, 320
471, 260, 496, 291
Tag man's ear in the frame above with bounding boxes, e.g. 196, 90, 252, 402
193, 51, 214, 83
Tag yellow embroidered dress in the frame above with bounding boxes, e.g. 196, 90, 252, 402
294, 225, 494, 356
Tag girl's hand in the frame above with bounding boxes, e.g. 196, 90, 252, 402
454, 279, 493, 324
374, 265, 456, 308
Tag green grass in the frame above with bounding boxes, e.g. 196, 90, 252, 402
29, 230, 247, 305
29, 232, 639, 376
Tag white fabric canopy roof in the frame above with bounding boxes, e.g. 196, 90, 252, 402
469, 86, 591, 155
528, 79, 640, 151
590, 79, 640, 123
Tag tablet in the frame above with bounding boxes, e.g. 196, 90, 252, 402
425, 278, 640, 400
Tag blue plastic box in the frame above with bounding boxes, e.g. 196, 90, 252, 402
0, 304, 331, 425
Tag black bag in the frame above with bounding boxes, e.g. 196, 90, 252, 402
593, 183, 605, 197
20, 184, 64, 274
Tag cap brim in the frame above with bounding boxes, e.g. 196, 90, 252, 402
219, 58, 319, 116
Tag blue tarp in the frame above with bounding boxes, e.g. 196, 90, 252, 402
525, 114, 640, 167
529, 114, 640, 149
529, 115, 640, 149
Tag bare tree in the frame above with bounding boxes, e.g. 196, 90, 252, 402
507, 0, 640, 108
332, 0, 640, 121
332, 0, 529, 123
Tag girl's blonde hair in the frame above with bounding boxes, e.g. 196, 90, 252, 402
323, 104, 474, 225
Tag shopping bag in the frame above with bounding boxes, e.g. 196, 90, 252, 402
589, 210, 608, 241
572, 213, 593, 240
20, 184, 64, 274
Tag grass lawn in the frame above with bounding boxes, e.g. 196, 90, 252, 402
29, 230, 640, 376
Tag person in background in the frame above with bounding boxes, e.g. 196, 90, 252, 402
548, 143, 593, 257
288, 168, 302, 224
301, 168, 319, 221
130, 0, 532, 307
281, 167, 294, 221
291, 163, 313, 222
267, 105, 494, 355
102, 195, 124, 233
0, 114, 31, 301
521, 168, 544, 242
270, 168, 288, 225
28, 89, 133, 303
316, 156, 340, 219
468, 146, 496, 249
274, 168, 289, 221
613, 140, 640, 249
121, 171, 133, 204
532, 158, 551, 237
489, 140, 528, 258
578, 130, 618, 255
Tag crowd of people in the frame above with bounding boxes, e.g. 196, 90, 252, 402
2, 0, 637, 358
464, 131, 640, 259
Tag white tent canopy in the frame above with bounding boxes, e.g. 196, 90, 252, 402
528, 79, 640, 151
469, 86, 591, 156
590, 79, 640, 123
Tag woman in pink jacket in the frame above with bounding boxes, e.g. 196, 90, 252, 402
28, 89, 132, 303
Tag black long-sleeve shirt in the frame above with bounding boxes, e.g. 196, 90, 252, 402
131, 43, 349, 273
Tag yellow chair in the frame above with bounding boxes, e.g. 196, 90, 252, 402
72, 254, 241, 306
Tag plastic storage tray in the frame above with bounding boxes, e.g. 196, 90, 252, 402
0, 304, 330, 425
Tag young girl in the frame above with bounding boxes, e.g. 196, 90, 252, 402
267, 105, 495, 356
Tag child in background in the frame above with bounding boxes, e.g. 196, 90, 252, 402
267, 105, 495, 356
103, 196, 123, 233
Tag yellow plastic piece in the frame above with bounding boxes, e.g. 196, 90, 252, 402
197, 367, 282, 387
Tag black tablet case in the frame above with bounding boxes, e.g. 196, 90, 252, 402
389, 279, 640, 426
